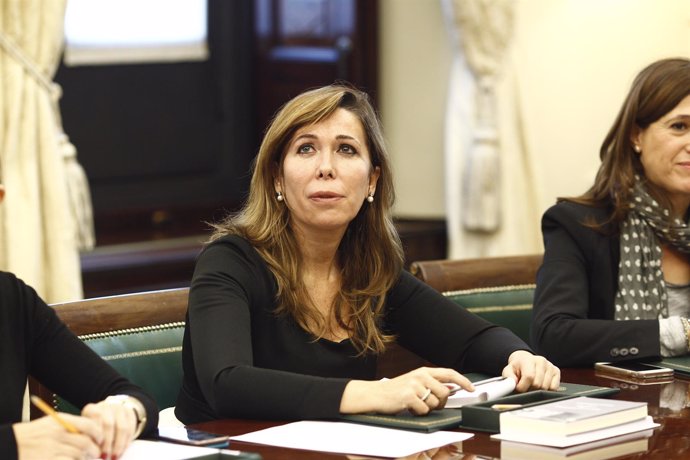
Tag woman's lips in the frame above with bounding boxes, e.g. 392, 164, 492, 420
310, 192, 343, 201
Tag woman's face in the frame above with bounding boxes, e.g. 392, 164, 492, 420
275, 108, 380, 237
634, 94, 690, 215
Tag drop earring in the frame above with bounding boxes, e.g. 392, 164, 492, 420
367, 193, 374, 203
276, 191, 284, 202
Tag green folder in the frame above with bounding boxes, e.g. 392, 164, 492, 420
555, 381, 620, 398
651, 356, 690, 376
340, 408, 464, 433
338, 373, 488, 432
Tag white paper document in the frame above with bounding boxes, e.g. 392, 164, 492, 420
230, 420, 473, 458
119, 439, 221, 459
446, 376, 516, 408
491, 416, 659, 448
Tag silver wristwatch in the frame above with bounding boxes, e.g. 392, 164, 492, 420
104, 395, 148, 438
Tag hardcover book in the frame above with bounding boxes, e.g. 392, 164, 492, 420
499, 428, 653, 459
493, 416, 658, 448
498, 396, 647, 437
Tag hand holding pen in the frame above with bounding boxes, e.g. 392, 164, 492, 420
30, 395, 81, 433
12, 396, 102, 460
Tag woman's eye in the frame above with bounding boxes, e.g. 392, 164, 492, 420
670, 121, 688, 131
338, 144, 357, 154
297, 144, 314, 154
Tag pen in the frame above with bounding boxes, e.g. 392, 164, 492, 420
491, 404, 523, 410
447, 376, 507, 395
448, 376, 507, 395
219, 448, 263, 459
472, 376, 508, 386
30, 395, 80, 433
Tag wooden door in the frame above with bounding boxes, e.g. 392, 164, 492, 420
253, 0, 378, 143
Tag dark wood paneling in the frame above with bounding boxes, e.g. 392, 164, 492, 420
81, 219, 446, 298
396, 219, 448, 269
81, 236, 202, 298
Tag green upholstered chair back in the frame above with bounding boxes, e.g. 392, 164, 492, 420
442, 285, 535, 344
30, 288, 189, 418
410, 255, 542, 345
55, 323, 185, 414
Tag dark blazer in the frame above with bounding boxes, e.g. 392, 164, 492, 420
530, 201, 661, 367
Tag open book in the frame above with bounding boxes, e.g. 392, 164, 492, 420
446, 376, 516, 408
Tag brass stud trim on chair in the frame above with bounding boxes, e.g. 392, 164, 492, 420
78, 321, 186, 340
442, 283, 536, 297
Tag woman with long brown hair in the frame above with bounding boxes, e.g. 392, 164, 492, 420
176, 84, 559, 423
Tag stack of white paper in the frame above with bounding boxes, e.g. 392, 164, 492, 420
231, 420, 473, 458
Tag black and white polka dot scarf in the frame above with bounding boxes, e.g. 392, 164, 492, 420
614, 178, 690, 321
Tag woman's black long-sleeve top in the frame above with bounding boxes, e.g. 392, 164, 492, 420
0, 272, 159, 460
176, 235, 531, 424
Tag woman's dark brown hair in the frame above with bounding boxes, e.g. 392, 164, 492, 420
564, 58, 690, 228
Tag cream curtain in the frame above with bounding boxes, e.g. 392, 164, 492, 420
0, 0, 94, 302
442, 0, 541, 258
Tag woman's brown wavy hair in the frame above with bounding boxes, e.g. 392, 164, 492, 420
210, 84, 403, 355
563, 58, 690, 230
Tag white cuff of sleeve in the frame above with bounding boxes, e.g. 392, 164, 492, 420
659, 316, 687, 357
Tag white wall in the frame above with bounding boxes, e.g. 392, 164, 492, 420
380, 0, 690, 220
379, 0, 453, 218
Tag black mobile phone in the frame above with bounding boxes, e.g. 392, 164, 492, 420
157, 427, 230, 448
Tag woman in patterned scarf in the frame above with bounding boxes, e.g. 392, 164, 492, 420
531, 58, 690, 367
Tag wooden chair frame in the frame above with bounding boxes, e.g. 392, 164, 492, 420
409, 254, 543, 293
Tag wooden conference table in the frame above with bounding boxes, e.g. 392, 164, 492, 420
191, 368, 690, 459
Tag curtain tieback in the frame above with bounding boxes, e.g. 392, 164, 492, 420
0, 30, 96, 252
0, 32, 62, 102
